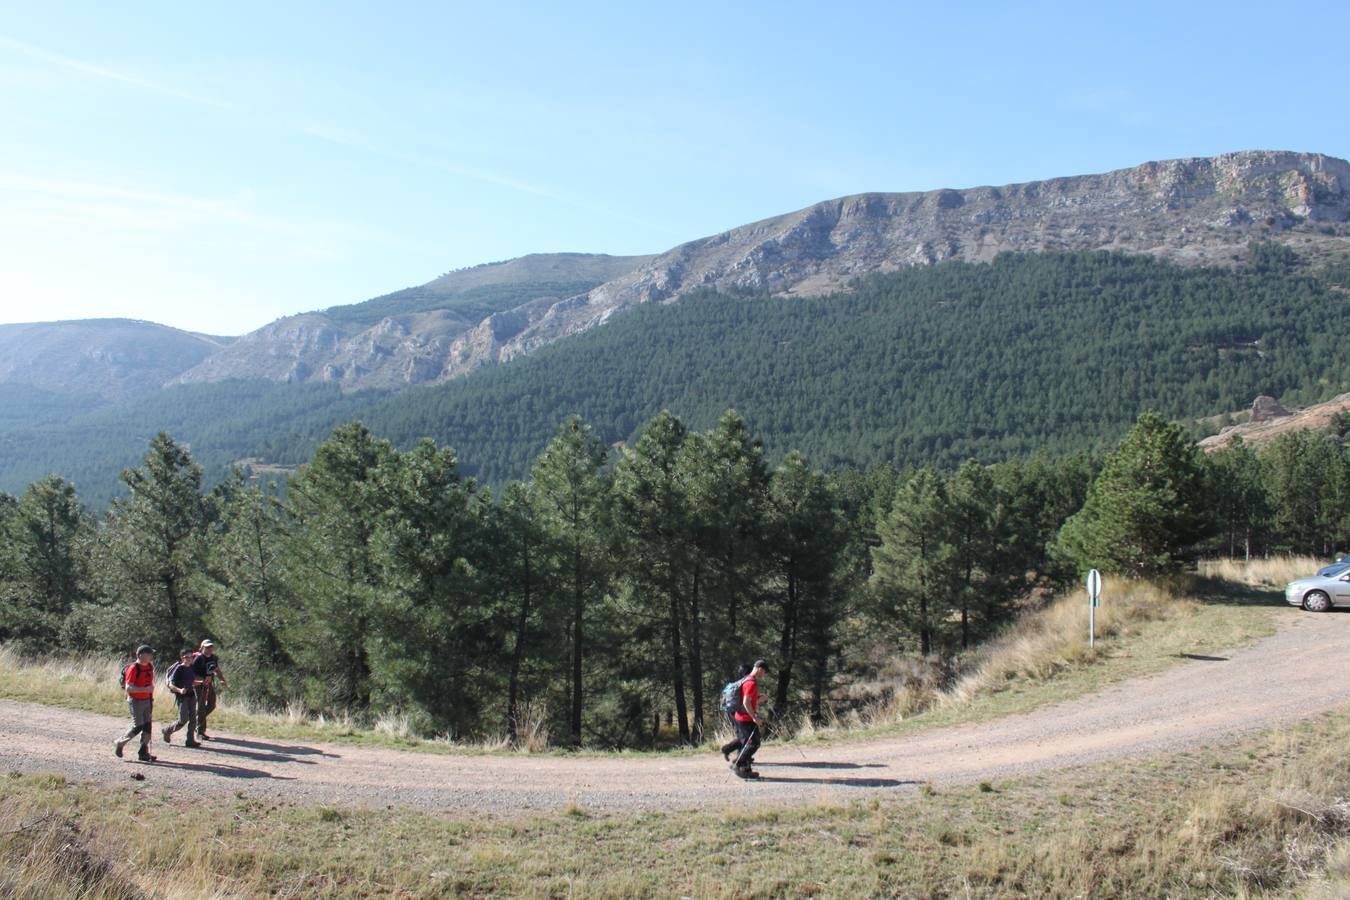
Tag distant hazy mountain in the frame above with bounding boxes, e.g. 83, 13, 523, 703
171, 252, 651, 390
0, 319, 229, 401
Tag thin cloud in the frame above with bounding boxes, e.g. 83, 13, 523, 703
0, 33, 676, 236
0, 33, 239, 111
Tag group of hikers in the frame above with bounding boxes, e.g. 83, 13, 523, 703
114, 640, 228, 762
112, 642, 767, 777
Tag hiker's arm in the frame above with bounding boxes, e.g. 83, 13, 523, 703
216, 664, 228, 689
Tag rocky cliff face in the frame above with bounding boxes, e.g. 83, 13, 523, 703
447, 151, 1350, 375
171, 253, 650, 390
127, 151, 1350, 392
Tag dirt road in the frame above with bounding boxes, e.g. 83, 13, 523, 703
5, 612, 1350, 815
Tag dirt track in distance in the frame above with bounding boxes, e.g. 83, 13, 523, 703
6, 612, 1350, 816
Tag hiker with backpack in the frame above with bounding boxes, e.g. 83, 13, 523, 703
719, 663, 752, 761
113, 644, 157, 762
190, 639, 228, 740
729, 658, 768, 779
161, 648, 202, 748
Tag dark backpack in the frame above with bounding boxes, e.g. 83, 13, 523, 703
164, 661, 181, 690
116, 660, 135, 688
720, 676, 749, 719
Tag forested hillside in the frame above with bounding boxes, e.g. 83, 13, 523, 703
361, 247, 1348, 481
2, 406, 1345, 748
1, 248, 1346, 507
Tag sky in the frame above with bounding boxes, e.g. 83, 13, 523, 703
1, 1, 1347, 335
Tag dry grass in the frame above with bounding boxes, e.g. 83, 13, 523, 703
800, 570, 1279, 741
948, 575, 1176, 703
1199, 554, 1325, 589
9, 710, 1350, 896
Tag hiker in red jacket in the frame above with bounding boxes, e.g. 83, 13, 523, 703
730, 658, 768, 779
114, 644, 157, 762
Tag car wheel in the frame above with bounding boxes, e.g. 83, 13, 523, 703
1303, 590, 1333, 612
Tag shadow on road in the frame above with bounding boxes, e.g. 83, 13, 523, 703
148, 759, 294, 780
753, 775, 912, 788
756, 761, 886, 770
211, 737, 339, 758
1176, 653, 1229, 661
191, 744, 318, 765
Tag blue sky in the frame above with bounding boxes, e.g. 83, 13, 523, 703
1, 1, 1346, 335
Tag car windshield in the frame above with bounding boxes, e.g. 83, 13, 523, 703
1318, 561, 1350, 577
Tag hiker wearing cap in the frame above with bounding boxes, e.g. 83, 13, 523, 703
161, 648, 202, 748
190, 639, 228, 740
114, 645, 157, 762
730, 658, 768, 779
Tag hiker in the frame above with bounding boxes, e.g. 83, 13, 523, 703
161, 648, 201, 748
191, 639, 228, 740
720, 662, 753, 761
730, 658, 768, 779
114, 644, 157, 762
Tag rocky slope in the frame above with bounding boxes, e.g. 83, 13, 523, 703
1200, 392, 1350, 452
14, 151, 1350, 396
172, 253, 650, 390
0, 319, 229, 401
451, 151, 1350, 374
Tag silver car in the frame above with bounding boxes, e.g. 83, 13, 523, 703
1286, 571, 1350, 611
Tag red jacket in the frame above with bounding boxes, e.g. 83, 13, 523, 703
733, 677, 759, 724
123, 662, 154, 700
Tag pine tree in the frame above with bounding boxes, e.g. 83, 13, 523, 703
368, 438, 487, 735
677, 410, 771, 736
91, 433, 209, 652
871, 467, 957, 655
765, 452, 841, 714
1055, 412, 1210, 576
0, 476, 89, 648
1206, 438, 1269, 560
207, 476, 294, 703
613, 410, 695, 742
283, 422, 392, 712
531, 417, 610, 747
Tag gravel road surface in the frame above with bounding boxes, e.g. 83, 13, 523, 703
5, 611, 1350, 815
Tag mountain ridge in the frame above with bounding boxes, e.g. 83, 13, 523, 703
457, 150, 1350, 374
4, 151, 1349, 399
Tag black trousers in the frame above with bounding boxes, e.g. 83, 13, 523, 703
731, 719, 761, 769
195, 682, 217, 734
720, 712, 743, 757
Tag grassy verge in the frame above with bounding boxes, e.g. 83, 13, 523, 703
0, 564, 1293, 757
0, 645, 480, 756
6, 707, 1350, 897
790, 572, 1283, 745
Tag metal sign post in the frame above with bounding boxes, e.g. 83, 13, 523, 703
1086, 569, 1102, 648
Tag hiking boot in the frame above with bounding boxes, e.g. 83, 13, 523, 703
185, 739, 202, 748
114, 740, 124, 758
137, 749, 156, 762
196, 732, 209, 741
161, 725, 173, 744
742, 769, 761, 779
